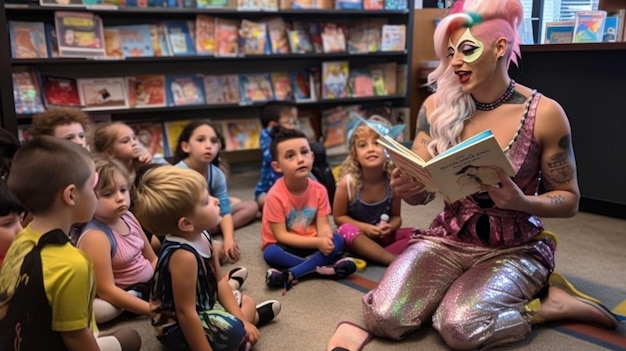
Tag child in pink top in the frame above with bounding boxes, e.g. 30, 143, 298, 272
77, 156, 157, 324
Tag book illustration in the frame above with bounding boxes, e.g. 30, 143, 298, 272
150, 24, 171, 57
77, 77, 128, 111
266, 17, 290, 54
348, 69, 374, 98
54, 11, 106, 57
573, 10, 606, 43
369, 62, 397, 96
104, 28, 123, 57
203, 75, 240, 104
222, 119, 261, 151
347, 20, 369, 53
166, 75, 205, 106
12, 71, 45, 115
239, 20, 268, 55
117, 24, 154, 57
381, 24, 406, 51
40, 0, 84, 6
543, 22, 574, 44
164, 21, 195, 56
45, 24, 60, 58
215, 18, 239, 57
9, 21, 48, 59
375, 128, 515, 203
603, 16, 618, 42
364, 18, 386, 52
163, 119, 193, 156
127, 75, 166, 108
271, 72, 294, 101
127, 121, 166, 159
239, 74, 274, 103
321, 22, 346, 53
289, 70, 312, 102
287, 24, 313, 54
43, 76, 81, 107
322, 61, 349, 99
195, 15, 216, 55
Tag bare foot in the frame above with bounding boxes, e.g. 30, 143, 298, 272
327, 322, 372, 351
536, 286, 618, 329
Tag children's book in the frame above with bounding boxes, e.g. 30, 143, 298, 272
163, 119, 192, 156
335, 0, 361, 9
321, 22, 346, 53
44, 24, 60, 58
127, 75, 166, 108
396, 63, 407, 96
239, 73, 275, 103
322, 61, 349, 99
215, 18, 240, 57
127, 121, 166, 159
165, 75, 205, 106
375, 128, 515, 203
203, 75, 240, 104
197, 0, 227, 7
383, 0, 406, 10
42, 76, 81, 107
117, 24, 154, 57
543, 21, 574, 44
369, 62, 397, 95
602, 16, 619, 42
348, 69, 374, 98
239, 20, 268, 55
321, 106, 349, 156
9, 21, 48, 59
104, 27, 123, 57
12, 70, 45, 114
77, 77, 128, 111
266, 17, 290, 54
40, 0, 84, 6
363, 0, 382, 9
381, 24, 406, 51
164, 21, 195, 56
289, 70, 313, 102
195, 15, 216, 55
54, 11, 106, 57
271, 72, 294, 101
288, 21, 313, 53
150, 24, 172, 57
221, 118, 261, 151
573, 10, 606, 43
347, 20, 368, 53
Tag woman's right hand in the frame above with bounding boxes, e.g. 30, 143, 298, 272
390, 168, 426, 204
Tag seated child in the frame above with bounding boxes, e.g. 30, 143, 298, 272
255, 101, 300, 209
76, 156, 157, 324
174, 120, 257, 263
31, 107, 91, 148
0, 136, 140, 351
133, 165, 280, 351
333, 115, 413, 266
262, 128, 357, 291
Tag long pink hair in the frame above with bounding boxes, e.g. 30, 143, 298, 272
426, 0, 523, 156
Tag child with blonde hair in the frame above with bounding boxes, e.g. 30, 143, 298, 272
134, 165, 280, 350
334, 115, 413, 266
76, 156, 157, 324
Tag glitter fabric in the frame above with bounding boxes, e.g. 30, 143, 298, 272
362, 93, 558, 349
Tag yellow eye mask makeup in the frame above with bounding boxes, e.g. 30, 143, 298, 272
448, 28, 484, 63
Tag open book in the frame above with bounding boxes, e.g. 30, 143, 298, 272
377, 130, 515, 203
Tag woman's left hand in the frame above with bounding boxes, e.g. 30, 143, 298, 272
479, 167, 527, 211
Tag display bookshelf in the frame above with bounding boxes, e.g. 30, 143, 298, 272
0, 2, 415, 165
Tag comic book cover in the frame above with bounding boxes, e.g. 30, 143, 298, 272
12, 70, 45, 114
9, 21, 48, 59
195, 15, 216, 55
271, 72, 294, 101
322, 61, 349, 99
43, 76, 81, 107
165, 75, 205, 106
215, 18, 240, 57
221, 119, 261, 151
54, 11, 106, 57
239, 73, 274, 103
127, 75, 166, 108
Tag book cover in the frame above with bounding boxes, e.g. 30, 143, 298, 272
335, 0, 361, 9
127, 121, 166, 158
163, 119, 193, 156
197, 0, 227, 7
602, 16, 618, 42
43, 76, 82, 107
77, 77, 128, 111
215, 18, 240, 57
40, 0, 84, 6
44, 24, 60, 58
376, 128, 515, 203
221, 119, 262, 151
321, 106, 349, 156
104, 27, 123, 57
573, 10, 606, 43
117, 24, 154, 57
396, 63, 407, 96
289, 70, 313, 102
322, 61, 349, 99
195, 15, 216, 55
363, 0, 382, 9
239, 73, 275, 103
266, 17, 291, 54
150, 24, 172, 57
54, 11, 106, 57
543, 21, 574, 44
165, 75, 205, 106
383, 0, 406, 10
381, 24, 406, 51
164, 21, 195, 56
203, 75, 240, 104
12, 70, 45, 115
369, 62, 397, 95
321, 22, 346, 53
239, 20, 268, 55
287, 21, 313, 53
9, 21, 48, 59
127, 75, 166, 108
348, 69, 374, 98
271, 72, 294, 101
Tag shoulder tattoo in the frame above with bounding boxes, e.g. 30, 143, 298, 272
505, 91, 527, 105
415, 105, 431, 148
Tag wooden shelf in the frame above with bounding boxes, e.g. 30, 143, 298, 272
11, 51, 408, 66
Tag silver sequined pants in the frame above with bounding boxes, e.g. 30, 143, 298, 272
362, 235, 555, 350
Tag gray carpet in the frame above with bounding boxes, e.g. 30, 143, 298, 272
104, 170, 626, 350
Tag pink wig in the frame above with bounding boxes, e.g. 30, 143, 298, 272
425, 0, 524, 156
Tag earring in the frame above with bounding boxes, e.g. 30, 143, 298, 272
497, 55, 504, 61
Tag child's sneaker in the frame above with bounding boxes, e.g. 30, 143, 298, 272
315, 258, 357, 279
255, 300, 281, 326
265, 268, 295, 290
228, 266, 248, 290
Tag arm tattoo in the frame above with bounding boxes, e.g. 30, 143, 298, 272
416, 105, 430, 136
504, 91, 528, 105
547, 194, 565, 204
545, 152, 574, 185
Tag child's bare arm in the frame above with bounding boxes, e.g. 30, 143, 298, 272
79, 230, 150, 316
270, 222, 321, 249
332, 178, 370, 231
170, 249, 213, 351
315, 215, 333, 239
388, 195, 403, 232
60, 328, 100, 351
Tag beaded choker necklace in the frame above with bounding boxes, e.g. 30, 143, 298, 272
474, 80, 516, 111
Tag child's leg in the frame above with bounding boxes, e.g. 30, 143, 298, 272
269, 233, 344, 279
231, 200, 259, 230
199, 310, 247, 351
96, 327, 141, 351
94, 297, 124, 324
263, 244, 307, 269
338, 223, 396, 266
382, 227, 414, 255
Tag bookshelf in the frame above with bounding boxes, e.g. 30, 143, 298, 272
0, 2, 415, 163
